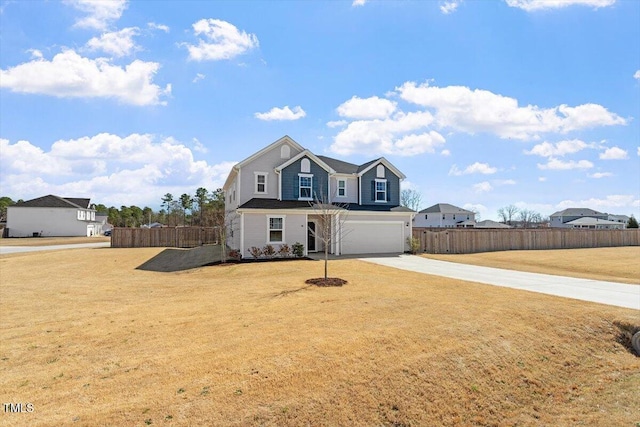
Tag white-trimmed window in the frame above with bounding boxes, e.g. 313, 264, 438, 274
337, 179, 346, 197
255, 172, 267, 194
375, 179, 387, 202
268, 216, 284, 243
299, 174, 313, 200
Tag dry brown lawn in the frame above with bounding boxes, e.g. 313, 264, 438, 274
422, 247, 640, 285
1, 247, 639, 426
0, 236, 110, 247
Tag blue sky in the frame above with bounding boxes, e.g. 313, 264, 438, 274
1, 0, 638, 220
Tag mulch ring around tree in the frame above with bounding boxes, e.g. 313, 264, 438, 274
305, 277, 347, 287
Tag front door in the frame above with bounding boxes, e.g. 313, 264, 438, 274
307, 221, 316, 252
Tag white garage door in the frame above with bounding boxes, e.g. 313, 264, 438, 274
341, 221, 405, 255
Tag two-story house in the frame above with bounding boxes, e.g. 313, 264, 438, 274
6, 195, 103, 237
223, 136, 415, 256
413, 203, 476, 228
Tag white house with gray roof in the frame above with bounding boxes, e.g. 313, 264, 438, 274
6, 195, 103, 237
413, 203, 476, 228
549, 208, 627, 229
223, 136, 415, 256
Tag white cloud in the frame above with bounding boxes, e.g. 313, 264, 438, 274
449, 162, 497, 176
538, 176, 547, 182
556, 194, 640, 212
86, 27, 140, 57
505, 0, 616, 12
525, 139, 589, 157
65, 0, 128, 30
336, 96, 397, 120
185, 19, 259, 61
599, 146, 628, 160
330, 111, 445, 156
27, 49, 43, 59
634, 70, 640, 80
0, 134, 233, 207
589, 172, 613, 178
192, 73, 205, 83
0, 50, 170, 106
327, 120, 348, 128
494, 179, 517, 186
440, 149, 451, 156
352, 0, 367, 6
148, 22, 170, 33
255, 105, 306, 121
440, 1, 461, 14
473, 181, 493, 193
396, 81, 626, 140
537, 158, 594, 170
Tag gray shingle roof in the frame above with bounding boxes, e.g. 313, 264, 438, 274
316, 156, 359, 174
13, 195, 91, 209
419, 203, 473, 214
549, 208, 606, 217
238, 198, 411, 212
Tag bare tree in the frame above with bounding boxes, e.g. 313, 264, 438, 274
308, 188, 350, 281
497, 204, 519, 226
400, 189, 423, 212
518, 209, 535, 228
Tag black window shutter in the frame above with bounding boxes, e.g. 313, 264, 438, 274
386, 179, 390, 202
371, 180, 375, 201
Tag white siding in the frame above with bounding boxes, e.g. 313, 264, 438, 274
242, 213, 306, 257
7, 207, 100, 237
330, 176, 358, 203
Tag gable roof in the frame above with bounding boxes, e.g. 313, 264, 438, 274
564, 217, 622, 226
419, 203, 473, 214
475, 220, 512, 228
357, 157, 406, 180
12, 195, 92, 209
275, 149, 336, 174
223, 135, 304, 190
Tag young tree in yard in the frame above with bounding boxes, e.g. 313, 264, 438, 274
307, 187, 350, 285
628, 215, 639, 228
400, 189, 423, 212
0, 196, 15, 222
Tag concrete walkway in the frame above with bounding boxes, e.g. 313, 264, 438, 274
361, 255, 640, 310
0, 242, 110, 255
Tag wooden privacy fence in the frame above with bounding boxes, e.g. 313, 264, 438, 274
412, 228, 640, 254
111, 227, 219, 248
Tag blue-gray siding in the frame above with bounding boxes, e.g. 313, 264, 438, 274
360, 166, 400, 206
281, 157, 329, 201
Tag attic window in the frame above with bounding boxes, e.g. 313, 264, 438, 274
281, 145, 290, 159
376, 165, 385, 178
301, 158, 311, 173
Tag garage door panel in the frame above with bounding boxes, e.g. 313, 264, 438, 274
341, 221, 404, 254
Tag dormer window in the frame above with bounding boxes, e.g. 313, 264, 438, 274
299, 174, 313, 200
255, 172, 268, 194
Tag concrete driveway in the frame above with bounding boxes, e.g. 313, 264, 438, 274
0, 242, 110, 255
361, 254, 640, 310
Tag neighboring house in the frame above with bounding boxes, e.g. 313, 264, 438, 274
413, 203, 476, 228
608, 214, 630, 225
549, 208, 624, 228
564, 217, 625, 230
475, 220, 512, 229
223, 135, 415, 256
6, 195, 103, 237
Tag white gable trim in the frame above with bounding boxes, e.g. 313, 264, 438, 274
274, 149, 336, 174
358, 157, 406, 180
